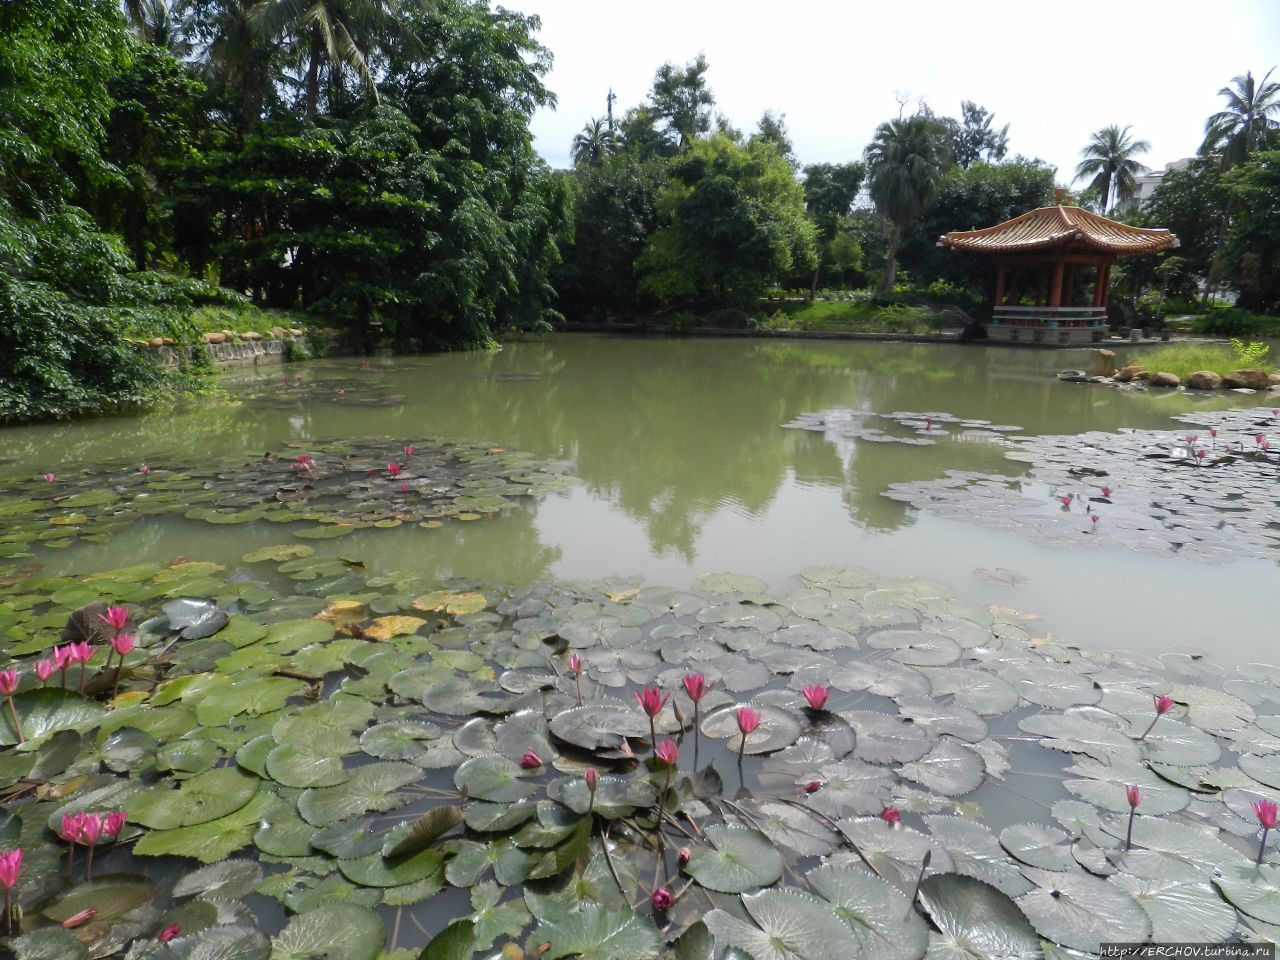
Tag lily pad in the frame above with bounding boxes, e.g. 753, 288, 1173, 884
685, 824, 783, 893
916, 874, 1041, 960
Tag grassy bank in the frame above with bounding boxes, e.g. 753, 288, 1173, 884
1128, 341, 1274, 380
754, 300, 964, 335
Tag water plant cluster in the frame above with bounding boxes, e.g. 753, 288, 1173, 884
0, 437, 577, 557
3, 548, 1280, 957
784, 410, 1024, 446
882, 406, 1280, 563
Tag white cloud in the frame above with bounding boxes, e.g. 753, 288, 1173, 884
514, 0, 1280, 187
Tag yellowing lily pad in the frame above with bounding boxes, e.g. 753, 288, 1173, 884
411, 591, 488, 616
243, 544, 314, 563
363, 616, 428, 642
154, 561, 226, 583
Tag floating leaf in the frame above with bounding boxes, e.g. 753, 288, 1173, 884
383, 805, 464, 858
999, 823, 1075, 871
900, 738, 984, 797
807, 863, 928, 960
703, 888, 852, 960
1111, 874, 1237, 943
454, 754, 535, 803
128, 767, 261, 829
1016, 866, 1150, 952
685, 825, 783, 893
270, 902, 384, 960
298, 761, 420, 826
173, 859, 264, 900
134, 792, 275, 863
916, 875, 1040, 960
538, 904, 661, 960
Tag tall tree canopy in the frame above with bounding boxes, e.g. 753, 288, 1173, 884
863, 114, 951, 290
945, 101, 1009, 169
1201, 68, 1280, 167
639, 134, 816, 306
649, 55, 714, 148
1074, 124, 1150, 213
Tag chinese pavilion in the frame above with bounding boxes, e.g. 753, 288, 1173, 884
939, 196, 1178, 345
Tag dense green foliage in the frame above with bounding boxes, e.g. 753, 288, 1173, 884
0, 0, 195, 422
1, 0, 561, 420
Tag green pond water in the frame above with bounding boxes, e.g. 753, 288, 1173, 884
5, 333, 1279, 666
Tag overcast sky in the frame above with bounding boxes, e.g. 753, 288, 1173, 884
511, 0, 1280, 184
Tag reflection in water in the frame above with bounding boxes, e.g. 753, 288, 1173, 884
4, 334, 1279, 663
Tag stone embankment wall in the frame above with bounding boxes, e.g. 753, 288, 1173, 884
137, 330, 343, 370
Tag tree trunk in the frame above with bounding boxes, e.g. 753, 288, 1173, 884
809, 261, 820, 302
881, 225, 900, 293
305, 27, 322, 120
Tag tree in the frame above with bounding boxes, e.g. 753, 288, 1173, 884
553, 153, 667, 319
1074, 124, 1150, 213
863, 115, 950, 290
649, 54, 714, 148
639, 134, 816, 306
801, 162, 865, 293
1202, 68, 1280, 167
945, 101, 1008, 169
752, 111, 796, 168
1142, 157, 1226, 284
186, 0, 279, 129
617, 105, 675, 161
248, 0, 415, 119
571, 117, 616, 168
1223, 151, 1280, 310
902, 157, 1055, 293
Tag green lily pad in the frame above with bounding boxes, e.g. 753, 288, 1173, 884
704, 888, 852, 960
298, 761, 421, 826
1016, 866, 1150, 952
128, 767, 261, 829
269, 902, 384, 960
807, 862, 928, 960
685, 825, 783, 893
538, 904, 661, 960
454, 754, 536, 803
916, 874, 1040, 960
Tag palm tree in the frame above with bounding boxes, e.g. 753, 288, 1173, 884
1200, 69, 1280, 302
138, 0, 194, 58
1074, 125, 1150, 214
194, 0, 278, 129
1202, 69, 1280, 167
571, 118, 616, 168
249, 0, 393, 119
863, 115, 950, 291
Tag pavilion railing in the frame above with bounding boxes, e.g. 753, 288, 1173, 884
991, 306, 1108, 328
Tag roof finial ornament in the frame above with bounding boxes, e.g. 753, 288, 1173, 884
1054, 188, 1073, 206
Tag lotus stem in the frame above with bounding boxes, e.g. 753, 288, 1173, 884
1260, 827, 1270, 865
66, 840, 75, 875
601, 826, 628, 900
648, 716, 656, 754
78, 662, 86, 695
1125, 807, 1135, 852
3, 888, 10, 934
1138, 715, 1160, 740
5, 696, 22, 745
574, 674, 582, 705
85, 843, 94, 881
692, 702, 700, 766
909, 849, 932, 912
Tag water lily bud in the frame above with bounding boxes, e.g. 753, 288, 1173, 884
157, 924, 181, 942
61, 908, 97, 928
678, 847, 691, 865
651, 888, 674, 911
1154, 694, 1174, 715
519, 750, 542, 770
584, 769, 598, 793
880, 806, 902, 824
804, 781, 822, 794
1126, 785, 1142, 809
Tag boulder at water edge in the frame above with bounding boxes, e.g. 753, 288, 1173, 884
1186, 370, 1223, 390
1114, 364, 1146, 383
1149, 371, 1181, 387
1092, 349, 1117, 377
1223, 368, 1272, 390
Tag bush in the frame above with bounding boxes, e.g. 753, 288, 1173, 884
1232, 338, 1270, 368
1190, 306, 1261, 335
706, 307, 750, 328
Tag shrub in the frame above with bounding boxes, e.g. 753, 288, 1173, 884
1190, 306, 1261, 336
707, 307, 750, 328
1232, 338, 1270, 368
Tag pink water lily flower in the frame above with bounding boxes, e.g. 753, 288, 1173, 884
78, 813, 103, 846
880, 806, 902, 824
61, 908, 96, 929
404, 445, 415, 457
386, 462, 402, 479
35, 659, 54, 684
0, 849, 21, 890
157, 924, 181, 942
651, 887, 674, 912
519, 750, 542, 769
42, 474, 56, 483
802, 684, 829, 710
653, 740, 679, 766
634, 687, 669, 718
1254, 799, 1278, 864
0, 671, 16, 697
1154, 695, 1174, 715
1125, 784, 1141, 850
138, 464, 151, 475
682, 674, 709, 703
804, 781, 822, 794
111, 632, 135, 657
736, 706, 761, 735
568, 653, 583, 675
103, 811, 126, 838
69, 642, 93, 665
99, 607, 130, 633
678, 847, 691, 865
584, 768, 598, 793
1100, 485, 1112, 497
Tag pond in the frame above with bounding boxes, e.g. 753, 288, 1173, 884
5, 333, 1280, 957
5, 334, 1278, 665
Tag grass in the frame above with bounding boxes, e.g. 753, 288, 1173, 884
759, 301, 953, 335
186, 305, 314, 336
1129, 343, 1274, 381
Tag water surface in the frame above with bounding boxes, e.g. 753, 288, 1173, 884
5, 334, 1278, 665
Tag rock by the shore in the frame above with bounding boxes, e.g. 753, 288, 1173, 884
202, 332, 228, 345
1092, 349, 1117, 377
1186, 370, 1223, 390
269, 326, 287, 339
289, 328, 305, 337
1114, 364, 1146, 383
1149, 371, 1181, 388
1056, 369, 1089, 383
239, 330, 263, 342
1223, 368, 1272, 390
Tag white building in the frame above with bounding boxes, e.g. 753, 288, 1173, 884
1125, 158, 1194, 211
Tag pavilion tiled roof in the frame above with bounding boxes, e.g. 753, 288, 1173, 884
939, 205, 1177, 256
